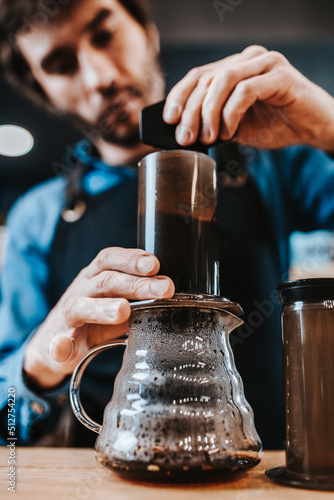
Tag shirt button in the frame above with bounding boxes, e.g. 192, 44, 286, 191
30, 401, 45, 415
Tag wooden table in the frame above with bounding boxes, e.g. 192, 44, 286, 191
1, 448, 333, 500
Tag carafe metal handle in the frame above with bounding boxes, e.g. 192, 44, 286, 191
69, 339, 127, 434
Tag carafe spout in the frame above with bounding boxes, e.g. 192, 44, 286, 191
221, 310, 244, 332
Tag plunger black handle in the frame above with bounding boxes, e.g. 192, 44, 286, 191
140, 100, 224, 153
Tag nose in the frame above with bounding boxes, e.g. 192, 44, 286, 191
78, 46, 120, 94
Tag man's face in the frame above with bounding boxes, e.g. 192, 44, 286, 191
17, 0, 164, 147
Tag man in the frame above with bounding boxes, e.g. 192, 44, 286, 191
1, 0, 334, 448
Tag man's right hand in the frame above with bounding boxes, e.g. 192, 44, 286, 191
163, 45, 334, 152
23, 247, 175, 390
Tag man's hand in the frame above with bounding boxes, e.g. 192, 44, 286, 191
163, 45, 334, 151
23, 248, 175, 390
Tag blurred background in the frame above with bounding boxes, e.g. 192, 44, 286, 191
1, 0, 334, 273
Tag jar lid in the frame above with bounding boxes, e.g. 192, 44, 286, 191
276, 278, 334, 304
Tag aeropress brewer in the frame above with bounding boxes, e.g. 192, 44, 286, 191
69, 101, 262, 482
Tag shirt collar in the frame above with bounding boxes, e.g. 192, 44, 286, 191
73, 139, 138, 178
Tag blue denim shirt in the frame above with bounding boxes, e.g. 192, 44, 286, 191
0, 141, 137, 445
1, 142, 334, 445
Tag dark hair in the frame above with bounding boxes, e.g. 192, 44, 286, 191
0, 0, 152, 111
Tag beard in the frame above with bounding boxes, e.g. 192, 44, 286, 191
65, 61, 165, 149
66, 97, 142, 148
103, 127, 140, 147
97, 99, 142, 147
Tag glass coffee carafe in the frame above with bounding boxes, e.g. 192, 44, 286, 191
70, 150, 262, 482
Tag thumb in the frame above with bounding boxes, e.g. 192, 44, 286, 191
49, 335, 75, 363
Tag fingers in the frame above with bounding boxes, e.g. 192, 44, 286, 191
84, 247, 160, 279
175, 75, 213, 145
163, 66, 206, 124
163, 46, 266, 121
60, 247, 174, 335
163, 55, 242, 125
162, 46, 294, 146
50, 298, 131, 362
63, 271, 175, 327
220, 71, 290, 140
200, 53, 276, 144
64, 297, 131, 328
49, 335, 75, 363
49, 320, 129, 364
84, 271, 175, 300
